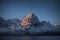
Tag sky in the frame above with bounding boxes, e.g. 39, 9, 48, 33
0, 0, 60, 24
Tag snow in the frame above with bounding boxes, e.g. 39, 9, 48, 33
0, 13, 60, 35
21, 13, 40, 27
0, 21, 60, 34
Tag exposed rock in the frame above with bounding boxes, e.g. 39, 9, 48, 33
0, 17, 9, 27
7, 18, 21, 26
21, 13, 41, 27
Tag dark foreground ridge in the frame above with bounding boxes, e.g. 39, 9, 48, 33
0, 31, 60, 36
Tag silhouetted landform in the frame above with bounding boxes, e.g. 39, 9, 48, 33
0, 31, 60, 36
0, 13, 60, 36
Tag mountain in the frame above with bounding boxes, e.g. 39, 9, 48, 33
7, 18, 21, 26
0, 13, 60, 36
21, 13, 42, 27
52, 24, 60, 30
20, 13, 53, 32
0, 18, 21, 33
0, 17, 9, 27
0, 17, 21, 27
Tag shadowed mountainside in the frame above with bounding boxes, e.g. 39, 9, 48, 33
0, 13, 60, 36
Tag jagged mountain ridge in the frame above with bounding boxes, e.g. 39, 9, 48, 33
20, 13, 54, 32
0, 13, 60, 35
0, 17, 10, 27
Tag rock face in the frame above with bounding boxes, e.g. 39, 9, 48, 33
0, 17, 9, 27
21, 13, 41, 27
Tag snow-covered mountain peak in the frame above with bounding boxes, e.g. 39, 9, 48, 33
21, 13, 40, 27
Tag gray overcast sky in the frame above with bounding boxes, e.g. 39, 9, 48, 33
0, 0, 60, 24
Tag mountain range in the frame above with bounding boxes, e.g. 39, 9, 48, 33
0, 13, 60, 36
